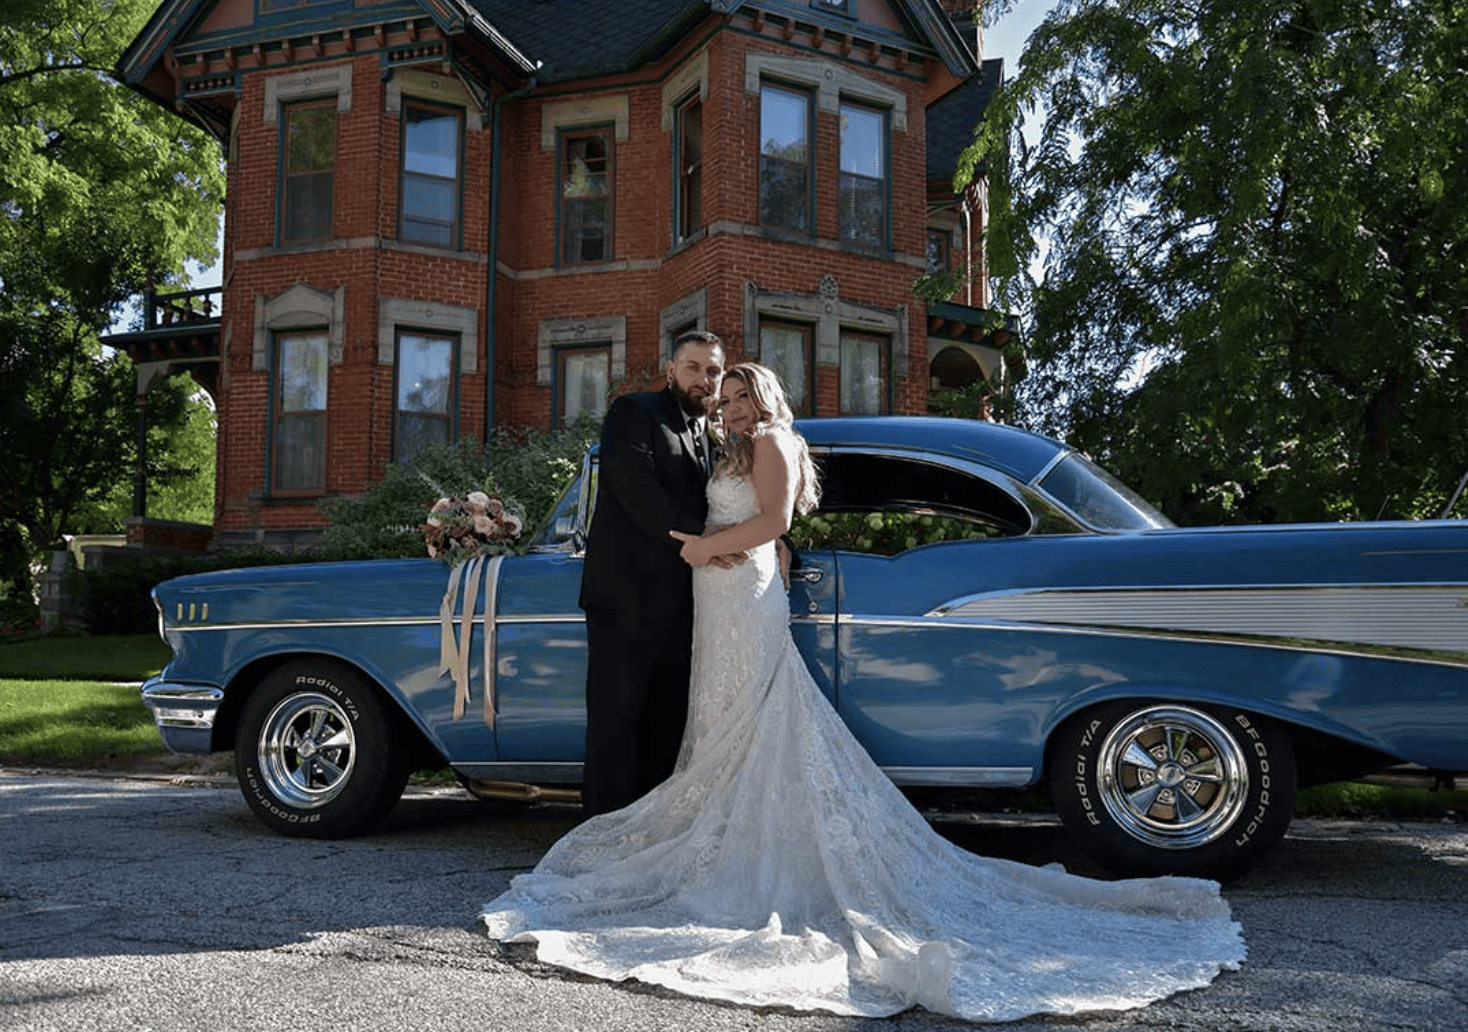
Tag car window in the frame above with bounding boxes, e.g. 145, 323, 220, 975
1036, 453, 1174, 531
791, 452, 1027, 555
532, 468, 587, 549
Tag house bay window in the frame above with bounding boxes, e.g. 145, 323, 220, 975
400, 102, 462, 248
560, 128, 613, 265
840, 331, 887, 415
839, 100, 887, 247
394, 331, 456, 464
280, 100, 336, 244
759, 321, 813, 415
759, 83, 812, 232
272, 332, 328, 492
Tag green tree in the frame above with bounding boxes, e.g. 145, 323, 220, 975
0, 0, 224, 613
964, 0, 1468, 524
83, 374, 218, 530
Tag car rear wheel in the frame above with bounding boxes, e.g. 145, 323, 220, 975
235, 659, 410, 838
1051, 701, 1294, 880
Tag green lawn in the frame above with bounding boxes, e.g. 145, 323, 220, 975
0, 634, 171, 681
0, 634, 170, 764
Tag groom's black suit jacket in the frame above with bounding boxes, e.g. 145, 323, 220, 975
578, 386, 711, 814
578, 386, 709, 620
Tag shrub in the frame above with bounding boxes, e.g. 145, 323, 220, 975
790, 511, 999, 555
77, 547, 323, 636
318, 421, 598, 561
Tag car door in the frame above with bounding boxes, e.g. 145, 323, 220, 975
787, 550, 838, 706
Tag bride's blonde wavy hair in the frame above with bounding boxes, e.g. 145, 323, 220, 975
714, 363, 821, 515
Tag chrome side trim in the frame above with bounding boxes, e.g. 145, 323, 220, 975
928, 583, 1468, 659
843, 609, 1468, 669
169, 613, 587, 632
449, 763, 1034, 789
880, 766, 1033, 787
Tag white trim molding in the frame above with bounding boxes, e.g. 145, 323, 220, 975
253, 283, 345, 371
744, 279, 907, 371
541, 94, 630, 150
377, 298, 479, 373
658, 289, 709, 366
661, 50, 710, 131
537, 315, 628, 385
744, 53, 907, 131
386, 67, 485, 132
263, 65, 353, 126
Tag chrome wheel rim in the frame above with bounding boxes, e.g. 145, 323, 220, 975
1096, 705, 1249, 850
257, 692, 356, 809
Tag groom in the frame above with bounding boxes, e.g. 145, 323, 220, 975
578, 330, 729, 815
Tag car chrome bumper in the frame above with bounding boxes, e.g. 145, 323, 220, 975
140, 678, 224, 753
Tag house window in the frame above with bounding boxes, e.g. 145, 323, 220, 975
559, 128, 613, 265
667, 319, 699, 361
280, 100, 335, 244
810, 0, 852, 13
759, 321, 813, 414
400, 102, 462, 248
394, 331, 456, 464
839, 100, 887, 247
759, 83, 811, 232
675, 95, 703, 242
927, 227, 951, 274
840, 331, 886, 415
272, 331, 328, 492
558, 346, 610, 426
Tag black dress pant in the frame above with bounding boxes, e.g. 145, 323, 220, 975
580, 604, 694, 816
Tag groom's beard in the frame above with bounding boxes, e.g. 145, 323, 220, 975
669, 380, 712, 417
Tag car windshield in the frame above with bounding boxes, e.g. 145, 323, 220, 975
532, 470, 587, 548
1037, 453, 1174, 531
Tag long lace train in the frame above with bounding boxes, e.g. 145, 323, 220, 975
481, 472, 1244, 1021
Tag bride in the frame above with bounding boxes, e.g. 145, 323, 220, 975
481, 362, 1245, 1021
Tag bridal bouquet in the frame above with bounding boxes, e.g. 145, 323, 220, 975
424, 491, 524, 564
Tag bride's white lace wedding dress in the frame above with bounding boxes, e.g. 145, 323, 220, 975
481, 471, 1245, 1021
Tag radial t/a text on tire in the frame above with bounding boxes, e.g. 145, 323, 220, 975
235, 659, 410, 838
1050, 700, 1295, 880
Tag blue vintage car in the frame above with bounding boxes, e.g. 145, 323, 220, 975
143, 417, 1468, 879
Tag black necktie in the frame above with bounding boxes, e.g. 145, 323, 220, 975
689, 417, 708, 475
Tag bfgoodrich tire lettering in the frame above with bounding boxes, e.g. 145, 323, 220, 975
235, 659, 410, 838
1051, 701, 1295, 880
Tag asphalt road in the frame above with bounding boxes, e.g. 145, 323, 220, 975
2, 767, 1466, 1032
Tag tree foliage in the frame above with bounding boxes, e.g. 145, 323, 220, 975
965, 0, 1468, 523
0, 0, 224, 608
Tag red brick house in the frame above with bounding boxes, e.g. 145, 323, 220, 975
113, 0, 1015, 550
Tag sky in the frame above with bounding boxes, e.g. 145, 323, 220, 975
981, 0, 1055, 73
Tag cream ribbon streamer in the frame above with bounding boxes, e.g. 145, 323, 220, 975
438, 554, 504, 727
